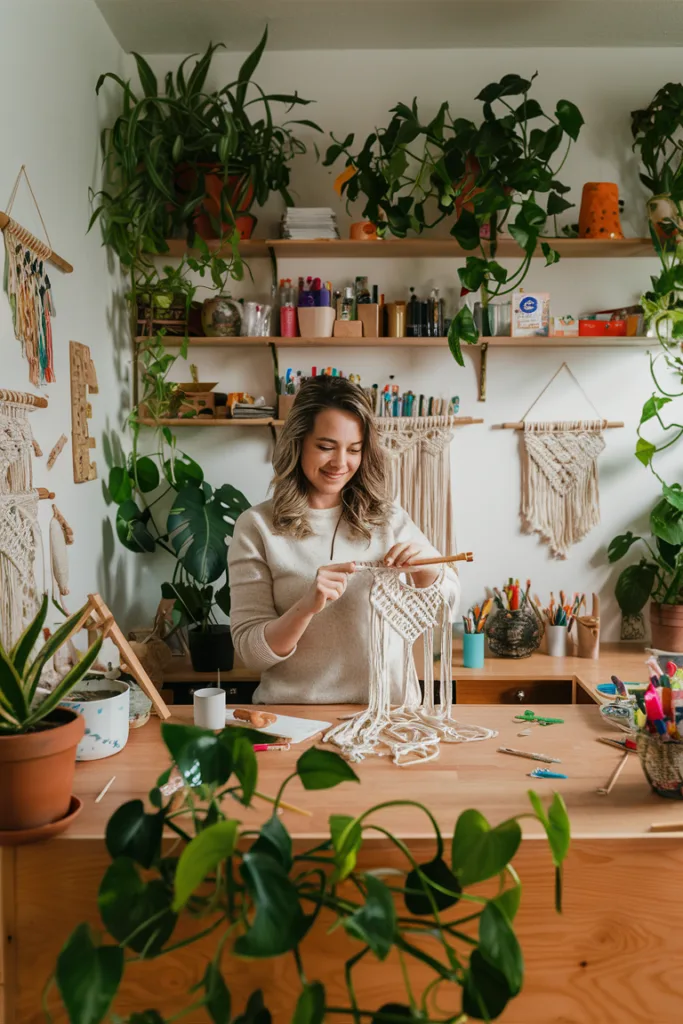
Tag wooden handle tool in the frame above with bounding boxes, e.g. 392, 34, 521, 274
355, 552, 473, 571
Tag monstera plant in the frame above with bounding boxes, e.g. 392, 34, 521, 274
49, 725, 570, 1024
325, 73, 583, 364
108, 421, 250, 671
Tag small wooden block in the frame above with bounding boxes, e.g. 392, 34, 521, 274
333, 320, 363, 338
47, 434, 68, 470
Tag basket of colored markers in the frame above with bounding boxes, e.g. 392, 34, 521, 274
486, 579, 543, 659
629, 656, 683, 800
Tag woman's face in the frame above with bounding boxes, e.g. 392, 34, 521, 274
301, 408, 364, 505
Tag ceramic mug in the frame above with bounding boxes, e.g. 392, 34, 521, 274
349, 221, 377, 241
194, 686, 226, 730
60, 678, 130, 760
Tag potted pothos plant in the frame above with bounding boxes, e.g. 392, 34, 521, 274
49, 725, 570, 1022
325, 73, 583, 364
0, 595, 102, 837
609, 486, 683, 650
92, 27, 319, 260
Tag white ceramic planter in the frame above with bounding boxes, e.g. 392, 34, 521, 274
60, 678, 130, 760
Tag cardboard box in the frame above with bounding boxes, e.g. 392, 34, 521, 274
512, 291, 550, 337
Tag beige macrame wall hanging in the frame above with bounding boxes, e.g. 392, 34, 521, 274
376, 415, 468, 555
497, 364, 624, 559
0, 389, 47, 649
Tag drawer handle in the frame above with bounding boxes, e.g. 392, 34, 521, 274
515, 689, 525, 702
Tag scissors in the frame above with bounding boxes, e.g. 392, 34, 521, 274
514, 710, 564, 726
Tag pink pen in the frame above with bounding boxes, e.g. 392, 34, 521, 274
253, 743, 290, 752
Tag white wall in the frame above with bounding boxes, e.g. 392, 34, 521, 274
122, 46, 683, 639
0, 1, 133, 630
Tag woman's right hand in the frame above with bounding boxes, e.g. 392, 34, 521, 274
299, 562, 356, 616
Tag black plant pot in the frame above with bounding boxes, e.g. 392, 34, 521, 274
188, 625, 234, 673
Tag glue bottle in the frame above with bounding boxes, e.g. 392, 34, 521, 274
279, 279, 297, 338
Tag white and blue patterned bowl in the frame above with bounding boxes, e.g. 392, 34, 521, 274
60, 678, 130, 761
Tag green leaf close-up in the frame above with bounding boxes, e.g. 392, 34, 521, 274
296, 746, 360, 790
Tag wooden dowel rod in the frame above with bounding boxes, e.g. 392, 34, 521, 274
356, 552, 474, 570
0, 211, 74, 274
649, 822, 683, 833
0, 389, 48, 409
494, 420, 624, 430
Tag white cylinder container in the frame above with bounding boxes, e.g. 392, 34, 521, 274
546, 625, 568, 657
194, 686, 226, 730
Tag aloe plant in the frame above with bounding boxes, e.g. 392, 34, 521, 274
0, 596, 103, 734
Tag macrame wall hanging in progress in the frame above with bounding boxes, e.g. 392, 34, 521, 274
0, 389, 47, 650
1, 166, 74, 386
499, 364, 624, 559
324, 561, 496, 766
376, 415, 460, 556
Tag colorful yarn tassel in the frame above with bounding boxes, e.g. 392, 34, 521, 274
4, 224, 56, 386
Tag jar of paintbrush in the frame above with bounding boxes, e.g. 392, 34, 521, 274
462, 599, 492, 668
537, 591, 585, 657
486, 579, 543, 659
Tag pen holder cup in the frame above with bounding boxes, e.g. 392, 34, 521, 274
546, 625, 568, 657
297, 307, 336, 338
636, 733, 683, 799
462, 632, 485, 669
278, 395, 296, 422
486, 608, 543, 659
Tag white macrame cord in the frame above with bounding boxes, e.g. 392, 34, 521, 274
324, 567, 496, 765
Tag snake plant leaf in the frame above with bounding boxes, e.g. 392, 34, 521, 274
132, 53, 158, 98
236, 27, 268, 108
24, 600, 98, 705
0, 644, 28, 723
9, 592, 48, 677
24, 634, 103, 728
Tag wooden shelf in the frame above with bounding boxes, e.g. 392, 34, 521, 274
139, 415, 483, 428
160, 237, 656, 260
162, 239, 271, 258
143, 334, 655, 349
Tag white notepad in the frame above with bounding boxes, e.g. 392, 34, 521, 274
225, 709, 331, 744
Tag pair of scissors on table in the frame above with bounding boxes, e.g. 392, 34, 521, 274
514, 710, 564, 726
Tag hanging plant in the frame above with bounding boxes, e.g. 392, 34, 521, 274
325, 73, 583, 364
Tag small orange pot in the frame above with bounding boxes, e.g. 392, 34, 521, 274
578, 182, 624, 240
175, 163, 256, 240
651, 603, 683, 653
0, 708, 84, 832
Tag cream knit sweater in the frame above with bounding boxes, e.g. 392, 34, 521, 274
228, 500, 460, 704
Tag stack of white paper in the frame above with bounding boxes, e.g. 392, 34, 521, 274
281, 207, 339, 240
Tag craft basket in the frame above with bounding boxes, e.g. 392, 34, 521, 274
485, 608, 543, 659
637, 733, 683, 800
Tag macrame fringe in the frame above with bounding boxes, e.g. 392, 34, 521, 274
376, 416, 456, 555
324, 568, 496, 766
522, 420, 605, 560
0, 399, 42, 649
4, 221, 56, 386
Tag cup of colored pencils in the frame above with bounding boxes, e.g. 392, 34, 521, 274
633, 656, 683, 799
535, 591, 585, 656
462, 600, 491, 668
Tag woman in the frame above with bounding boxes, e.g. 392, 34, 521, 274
228, 376, 459, 703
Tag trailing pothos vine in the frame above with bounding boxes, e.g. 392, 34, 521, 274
325, 72, 583, 364
48, 725, 570, 1023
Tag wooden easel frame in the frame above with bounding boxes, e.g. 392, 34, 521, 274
68, 593, 171, 720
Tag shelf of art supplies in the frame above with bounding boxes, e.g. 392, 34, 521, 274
138, 416, 484, 429
140, 335, 655, 349
161, 236, 656, 260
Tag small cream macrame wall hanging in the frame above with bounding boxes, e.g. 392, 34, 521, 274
376, 416, 458, 555
500, 363, 623, 559
0, 389, 46, 649
1, 166, 73, 387
324, 565, 496, 766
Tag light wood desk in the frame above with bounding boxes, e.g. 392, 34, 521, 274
3, 701, 683, 1024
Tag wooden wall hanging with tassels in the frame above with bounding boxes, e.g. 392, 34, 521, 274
1, 167, 73, 387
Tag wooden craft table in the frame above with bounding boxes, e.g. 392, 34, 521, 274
3, 700, 683, 1024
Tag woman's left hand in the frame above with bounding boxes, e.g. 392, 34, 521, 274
383, 542, 440, 589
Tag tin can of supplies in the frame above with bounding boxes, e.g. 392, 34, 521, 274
637, 733, 683, 800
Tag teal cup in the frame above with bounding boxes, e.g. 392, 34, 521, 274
463, 631, 485, 669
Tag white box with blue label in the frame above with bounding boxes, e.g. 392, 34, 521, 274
512, 290, 550, 337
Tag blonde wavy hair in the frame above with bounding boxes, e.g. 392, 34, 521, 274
272, 376, 390, 539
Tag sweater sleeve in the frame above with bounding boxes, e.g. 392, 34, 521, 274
228, 512, 297, 672
391, 507, 461, 618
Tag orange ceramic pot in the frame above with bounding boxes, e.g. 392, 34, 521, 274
175, 163, 256, 240
578, 182, 624, 240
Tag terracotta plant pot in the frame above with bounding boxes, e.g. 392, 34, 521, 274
578, 182, 624, 240
175, 163, 256, 240
188, 625, 234, 673
0, 707, 84, 833
650, 603, 683, 653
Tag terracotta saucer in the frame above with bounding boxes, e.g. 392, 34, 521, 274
0, 795, 83, 847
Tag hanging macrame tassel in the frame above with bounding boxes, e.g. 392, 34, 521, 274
522, 420, 606, 559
